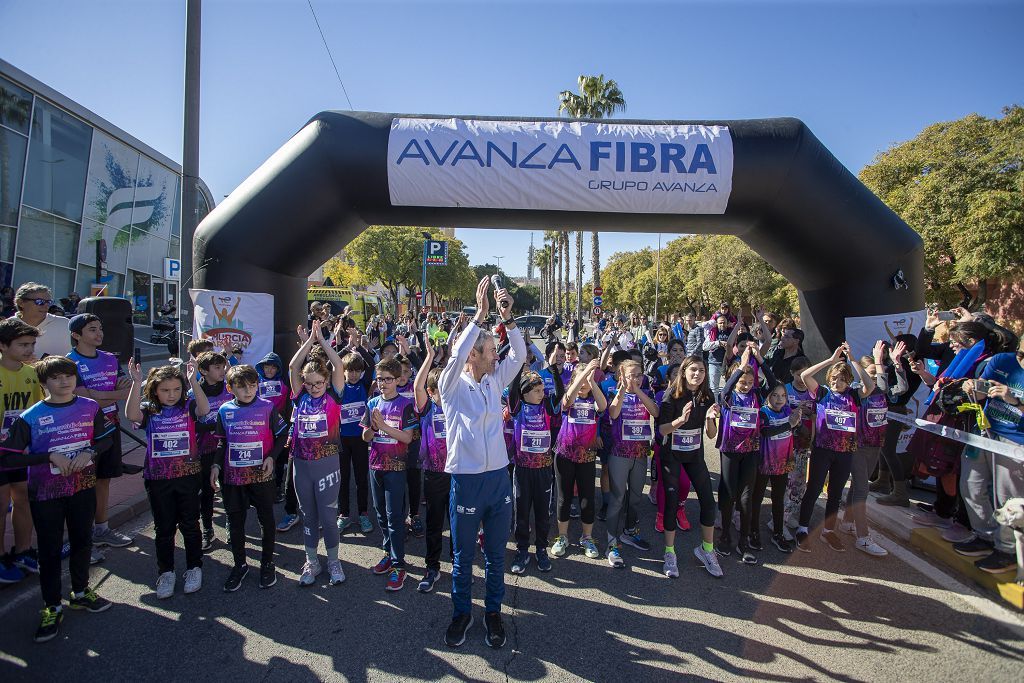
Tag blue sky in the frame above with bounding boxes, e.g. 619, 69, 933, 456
3, 0, 1020, 277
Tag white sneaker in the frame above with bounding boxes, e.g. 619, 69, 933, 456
327, 559, 346, 585
837, 521, 857, 537
183, 567, 202, 594
663, 551, 679, 578
551, 535, 569, 557
855, 536, 889, 557
90, 547, 106, 565
693, 545, 724, 578
580, 536, 600, 559
299, 559, 322, 586
156, 571, 175, 599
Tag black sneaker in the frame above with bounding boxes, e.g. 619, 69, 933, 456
510, 549, 530, 575
34, 606, 63, 643
738, 543, 758, 565
223, 564, 249, 592
445, 613, 473, 647
259, 562, 277, 589
201, 528, 215, 552
820, 530, 845, 552
795, 530, 812, 553
771, 533, 795, 553
748, 531, 763, 551
69, 587, 112, 612
417, 568, 440, 593
535, 548, 552, 572
484, 611, 506, 649
976, 549, 1017, 574
715, 533, 733, 557
953, 536, 994, 557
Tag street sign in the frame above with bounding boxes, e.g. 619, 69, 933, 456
593, 295, 603, 307
163, 257, 181, 280
416, 292, 423, 300
90, 282, 109, 297
593, 286, 603, 296
592, 306, 603, 316
425, 240, 448, 266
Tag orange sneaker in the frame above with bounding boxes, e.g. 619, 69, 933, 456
676, 508, 691, 531
655, 512, 665, 533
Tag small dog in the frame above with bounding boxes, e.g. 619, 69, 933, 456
993, 498, 1024, 586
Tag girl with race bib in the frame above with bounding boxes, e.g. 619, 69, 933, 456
652, 365, 691, 534
749, 383, 802, 554
287, 321, 348, 586
839, 341, 908, 556
551, 360, 607, 560
656, 356, 722, 578
605, 360, 658, 567
413, 341, 452, 593
506, 366, 564, 575
795, 343, 876, 553
126, 360, 211, 599
716, 344, 777, 564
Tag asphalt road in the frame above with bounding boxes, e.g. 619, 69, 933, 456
2, 463, 1023, 682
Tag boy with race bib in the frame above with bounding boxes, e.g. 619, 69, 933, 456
191, 350, 233, 551
126, 360, 211, 598
211, 365, 290, 591
0, 356, 115, 643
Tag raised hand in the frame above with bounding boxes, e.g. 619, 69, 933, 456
873, 340, 886, 364
296, 324, 309, 343
890, 340, 907, 363
127, 358, 143, 383
185, 362, 198, 384
474, 277, 491, 319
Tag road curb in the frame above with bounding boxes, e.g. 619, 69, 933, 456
107, 489, 152, 530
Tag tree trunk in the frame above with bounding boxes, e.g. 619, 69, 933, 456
554, 238, 562, 314
561, 233, 570, 315
575, 230, 583, 325
591, 230, 601, 290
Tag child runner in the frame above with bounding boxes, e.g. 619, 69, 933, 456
838, 341, 908, 556
597, 349, 630, 521
211, 365, 289, 591
191, 350, 233, 551
361, 358, 418, 591
125, 360, 210, 598
67, 314, 133, 552
749, 382, 801, 553
551, 359, 607, 560
656, 355, 723, 579
287, 321, 347, 586
0, 356, 115, 643
716, 345, 778, 564
0, 319, 44, 583
395, 355, 424, 539
605, 359, 657, 567
652, 364, 691, 534
336, 352, 373, 535
413, 341, 452, 592
507, 366, 563, 575
795, 343, 875, 552
783, 356, 815, 532
255, 352, 290, 500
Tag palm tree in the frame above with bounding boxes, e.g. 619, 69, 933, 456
557, 74, 627, 296
575, 230, 584, 323
561, 232, 570, 315
534, 244, 551, 313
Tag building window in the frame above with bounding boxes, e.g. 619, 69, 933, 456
13, 258, 76, 302
23, 99, 91, 223
0, 126, 28, 227
17, 206, 80, 268
0, 77, 33, 135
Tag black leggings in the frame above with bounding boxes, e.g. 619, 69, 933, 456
799, 447, 854, 531
879, 418, 907, 481
200, 450, 218, 532
719, 450, 758, 539
660, 452, 716, 530
555, 457, 596, 524
751, 472, 789, 534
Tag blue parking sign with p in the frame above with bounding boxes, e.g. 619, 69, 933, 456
426, 240, 448, 266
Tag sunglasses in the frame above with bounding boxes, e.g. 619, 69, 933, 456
25, 298, 53, 306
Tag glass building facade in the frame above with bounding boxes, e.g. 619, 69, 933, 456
0, 59, 214, 324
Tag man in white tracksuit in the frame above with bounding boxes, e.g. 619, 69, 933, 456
439, 277, 525, 649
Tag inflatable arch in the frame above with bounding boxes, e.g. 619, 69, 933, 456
194, 112, 923, 359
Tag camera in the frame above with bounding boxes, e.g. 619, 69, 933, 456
974, 379, 992, 394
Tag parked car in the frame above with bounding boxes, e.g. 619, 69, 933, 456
515, 315, 548, 336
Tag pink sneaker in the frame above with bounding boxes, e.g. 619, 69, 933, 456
676, 508, 691, 532
655, 512, 665, 533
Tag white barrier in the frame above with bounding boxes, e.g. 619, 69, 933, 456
885, 410, 1024, 464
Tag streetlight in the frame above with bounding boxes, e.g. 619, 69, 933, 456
492, 255, 504, 271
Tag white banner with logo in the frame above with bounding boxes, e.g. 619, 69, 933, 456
190, 289, 274, 364
845, 309, 927, 452
388, 118, 733, 214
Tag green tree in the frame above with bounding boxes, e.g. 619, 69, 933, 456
557, 74, 627, 294
426, 232, 475, 309
860, 105, 1024, 305
321, 257, 366, 287
345, 225, 424, 308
